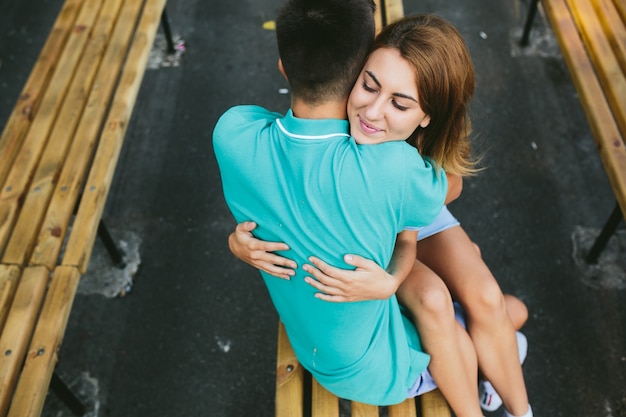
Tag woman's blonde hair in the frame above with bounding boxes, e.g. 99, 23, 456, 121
373, 14, 478, 176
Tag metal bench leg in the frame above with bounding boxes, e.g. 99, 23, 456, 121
161, 7, 177, 54
585, 203, 623, 264
97, 219, 126, 269
520, 0, 540, 46
50, 372, 86, 416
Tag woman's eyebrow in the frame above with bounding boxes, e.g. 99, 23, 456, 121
393, 92, 418, 103
365, 70, 381, 87
365, 70, 418, 103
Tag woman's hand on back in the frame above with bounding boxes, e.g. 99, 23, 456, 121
303, 255, 400, 302
228, 221, 297, 280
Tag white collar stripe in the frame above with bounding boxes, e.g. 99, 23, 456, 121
276, 119, 351, 140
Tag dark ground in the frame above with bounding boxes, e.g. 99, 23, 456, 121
1, 0, 625, 416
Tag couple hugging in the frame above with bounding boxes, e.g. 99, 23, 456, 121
214, 1, 532, 417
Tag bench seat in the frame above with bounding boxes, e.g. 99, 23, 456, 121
522, 0, 626, 258
0, 0, 170, 414
275, 322, 451, 417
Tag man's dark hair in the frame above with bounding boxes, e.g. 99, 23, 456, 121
276, 0, 376, 104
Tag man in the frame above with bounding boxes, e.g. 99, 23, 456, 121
213, 0, 447, 405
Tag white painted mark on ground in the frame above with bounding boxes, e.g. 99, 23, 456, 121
216, 337, 231, 353
78, 230, 142, 298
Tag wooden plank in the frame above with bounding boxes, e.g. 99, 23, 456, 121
351, 401, 379, 417
388, 398, 417, 417
567, 0, 626, 138
29, 0, 146, 269
0, 0, 83, 187
7, 266, 80, 417
3, 0, 125, 267
275, 322, 303, 417
595, 0, 626, 75
0, 266, 49, 417
311, 378, 339, 417
62, 0, 167, 272
420, 389, 451, 417
385, 0, 405, 25
0, 0, 104, 258
374, 0, 404, 34
543, 0, 626, 218
0, 265, 21, 331
374, 0, 384, 34
611, 0, 626, 24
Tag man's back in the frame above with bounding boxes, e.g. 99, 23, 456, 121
213, 105, 446, 404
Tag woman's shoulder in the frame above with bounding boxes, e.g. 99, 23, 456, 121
358, 141, 429, 169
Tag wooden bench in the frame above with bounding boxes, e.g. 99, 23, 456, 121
273, 2, 450, 416
521, 0, 626, 262
275, 323, 450, 417
0, 0, 180, 415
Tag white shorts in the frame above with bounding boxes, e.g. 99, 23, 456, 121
407, 303, 467, 398
416, 206, 460, 241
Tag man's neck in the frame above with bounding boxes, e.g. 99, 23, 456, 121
291, 97, 348, 120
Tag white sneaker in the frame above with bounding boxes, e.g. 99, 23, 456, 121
478, 332, 528, 412
479, 380, 502, 412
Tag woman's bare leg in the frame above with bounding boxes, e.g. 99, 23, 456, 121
397, 260, 482, 417
416, 226, 530, 416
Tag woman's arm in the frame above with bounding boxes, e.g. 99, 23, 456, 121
303, 230, 417, 302
229, 223, 418, 301
445, 173, 463, 204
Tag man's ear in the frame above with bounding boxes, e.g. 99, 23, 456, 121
278, 58, 288, 81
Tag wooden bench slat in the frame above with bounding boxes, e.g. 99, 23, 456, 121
0, 0, 83, 187
613, 0, 626, 23
567, 0, 626, 138
374, 0, 384, 34
276, 321, 304, 417
312, 378, 339, 417
373, 0, 404, 34
0, 0, 105, 258
3, 0, 126, 267
384, 0, 404, 26
420, 389, 452, 417
6, 266, 80, 417
596, 0, 626, 75
27, 0, 147, 269
544, 0, 626, 217
351, 402, 379, 417
0, 265, 21, 331
0, 266, 49, 416
62, 0, 167, 272
389, 398, 418, 417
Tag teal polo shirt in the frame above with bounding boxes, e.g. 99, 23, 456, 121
213, 105, 447, 405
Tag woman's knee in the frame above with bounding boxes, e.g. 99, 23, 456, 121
464, 280, 508, 321
418, 283, 455, 321
504, 294, 529, 329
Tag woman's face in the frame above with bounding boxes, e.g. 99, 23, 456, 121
348, 47, 430, 145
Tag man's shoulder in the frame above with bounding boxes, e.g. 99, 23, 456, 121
213, 105, 285, 153
217, 105, 283, 128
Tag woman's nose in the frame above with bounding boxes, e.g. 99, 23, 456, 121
364, 97, 385, 120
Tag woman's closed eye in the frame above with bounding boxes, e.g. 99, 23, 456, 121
392, 100, 409, 111
362, 80, 376, 93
